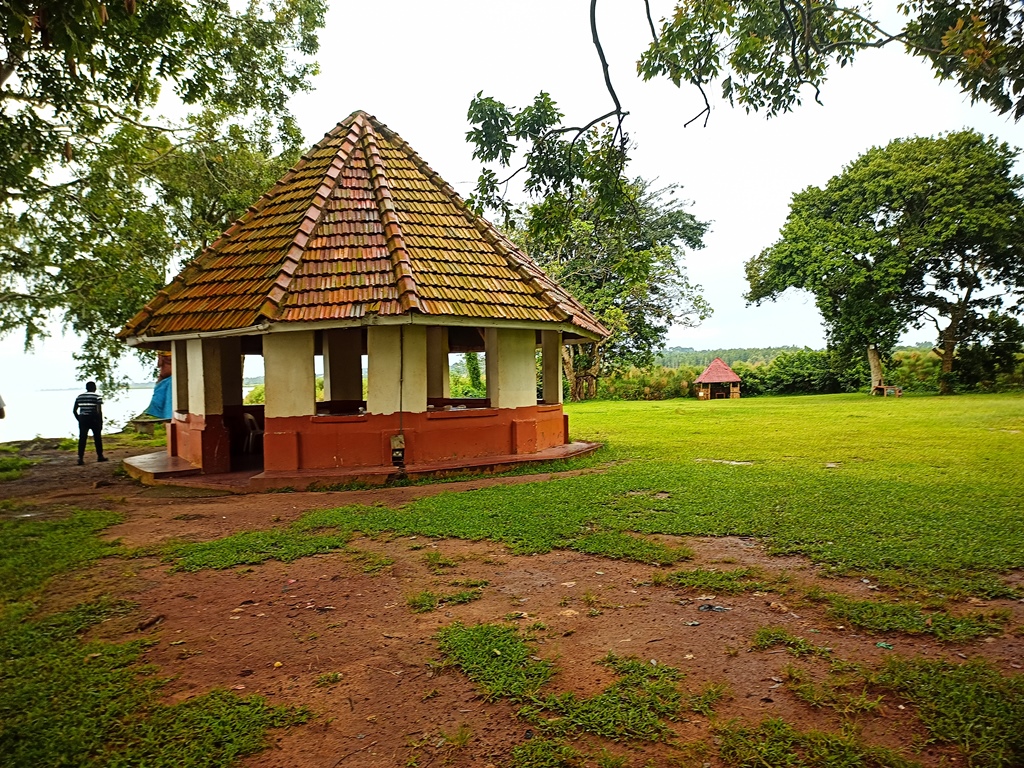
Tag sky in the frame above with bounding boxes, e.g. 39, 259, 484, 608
2, 0, 1022, 391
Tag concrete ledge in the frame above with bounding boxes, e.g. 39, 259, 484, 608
123, 452, 202, 484
124, 442, 602, 494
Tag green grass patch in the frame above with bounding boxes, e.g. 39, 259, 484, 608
168, 529, 351, 571
818, 593, 1007, 642
873, 657, 1024, 768
0, 454, 34, 481
108, 429, 168, 449
508, 739, 584, 768
423, 550, 458, 571
716, 717, 919, 767
688, 681, 730, 716
437, 623, 729, 760
164, 395, 1024, 600
570, 530, 692, 565
522, 653, 686, 741
783, 664, 883, 715
435, 622, 554, 700
668, 566, 769, 594
0, 599, 308, 767
752, 626, 832, 657
407, 589, 483, 613
0, 509, 122, 602
346, 549, 393, 573
449, 578, 489, 588
315, 672, 343, 687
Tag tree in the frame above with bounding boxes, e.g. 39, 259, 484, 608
514, 179, 709, 400
745, 130, 1024, 394
0, 0, 323, 202
0, 0, 324, 384
2, 114, 303, 386
467, 94, 710, 400
465, 1, 1024, 238
636, 0, 1024, 120
954, 311, 1024, 389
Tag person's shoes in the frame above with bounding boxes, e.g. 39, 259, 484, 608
97, 456, 109, 462
77, 459, 85, 466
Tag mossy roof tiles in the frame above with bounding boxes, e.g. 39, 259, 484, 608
120, 111, 607, 341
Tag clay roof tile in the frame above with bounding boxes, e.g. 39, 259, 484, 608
119, 111, 607, 341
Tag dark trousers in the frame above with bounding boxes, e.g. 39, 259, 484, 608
77, 415, 104, 459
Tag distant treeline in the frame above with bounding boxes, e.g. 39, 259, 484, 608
599, 341, 1023, 400
656, 346, 818, 368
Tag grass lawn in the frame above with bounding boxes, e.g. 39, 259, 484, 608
176, 393, 1024, 598
5, 391, 1024, 767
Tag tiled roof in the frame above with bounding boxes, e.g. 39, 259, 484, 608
120, 111, 608, 341
695, 358, 742, 384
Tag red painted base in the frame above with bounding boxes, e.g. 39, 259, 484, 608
168, 404, 568, 474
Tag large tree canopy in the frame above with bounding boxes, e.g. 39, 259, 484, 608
745, 130, 1024, 393
1, 0, 322, 202
467, 94, 709, 400
0, 0, 325, 384
466, 1, 1024, 228
637, 0, 1024, 122
515, 179, 710, 400
14, 115, 303, 385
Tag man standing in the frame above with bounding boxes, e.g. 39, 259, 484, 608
73, 382, 107, 465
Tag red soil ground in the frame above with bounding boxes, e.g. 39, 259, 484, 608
3, 438, 1022, 767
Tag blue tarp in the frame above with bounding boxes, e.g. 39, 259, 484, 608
145, 377, 172, 419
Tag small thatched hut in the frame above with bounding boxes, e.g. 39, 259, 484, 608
695, 358, 741, 400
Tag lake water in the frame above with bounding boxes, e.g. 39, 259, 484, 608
0, 387, 157, 443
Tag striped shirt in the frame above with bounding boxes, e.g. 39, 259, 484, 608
74, 392, 103, 418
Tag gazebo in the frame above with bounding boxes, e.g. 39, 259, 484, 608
695, 358, 741, 400
119, 111, 608, 489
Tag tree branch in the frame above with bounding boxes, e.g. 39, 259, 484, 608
591, 0, 625, 121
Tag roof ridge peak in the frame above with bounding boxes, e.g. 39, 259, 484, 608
257, 115, 366, 320
359, 120, 424, 313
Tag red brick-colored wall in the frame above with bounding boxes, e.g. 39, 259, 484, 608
263, 405, 565, 472
171, 404, 567, 474
168, 413, 231, 473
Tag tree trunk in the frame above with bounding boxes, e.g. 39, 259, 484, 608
937, 326, 958, 395
561, 346, 578, 401
937, 296, 970, 395
867, 345, 884, 391
562, 342, 602, 401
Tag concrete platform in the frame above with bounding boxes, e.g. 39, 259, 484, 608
122, 452, 202, 484
123, 441, 602, 494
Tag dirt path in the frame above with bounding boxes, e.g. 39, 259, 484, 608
4, 440, 1023, 767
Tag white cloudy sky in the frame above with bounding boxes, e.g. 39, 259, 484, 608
3, 0, 1022, 389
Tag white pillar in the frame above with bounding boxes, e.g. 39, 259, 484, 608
263, 331, 315, 418
367, 325, 427, 415
426, 326, 450, 399
541, 330, 562, 404
485, 327, 537, 409
186, 338, 225, 416
171, 340, 189, 413
323, 328, 363, 401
